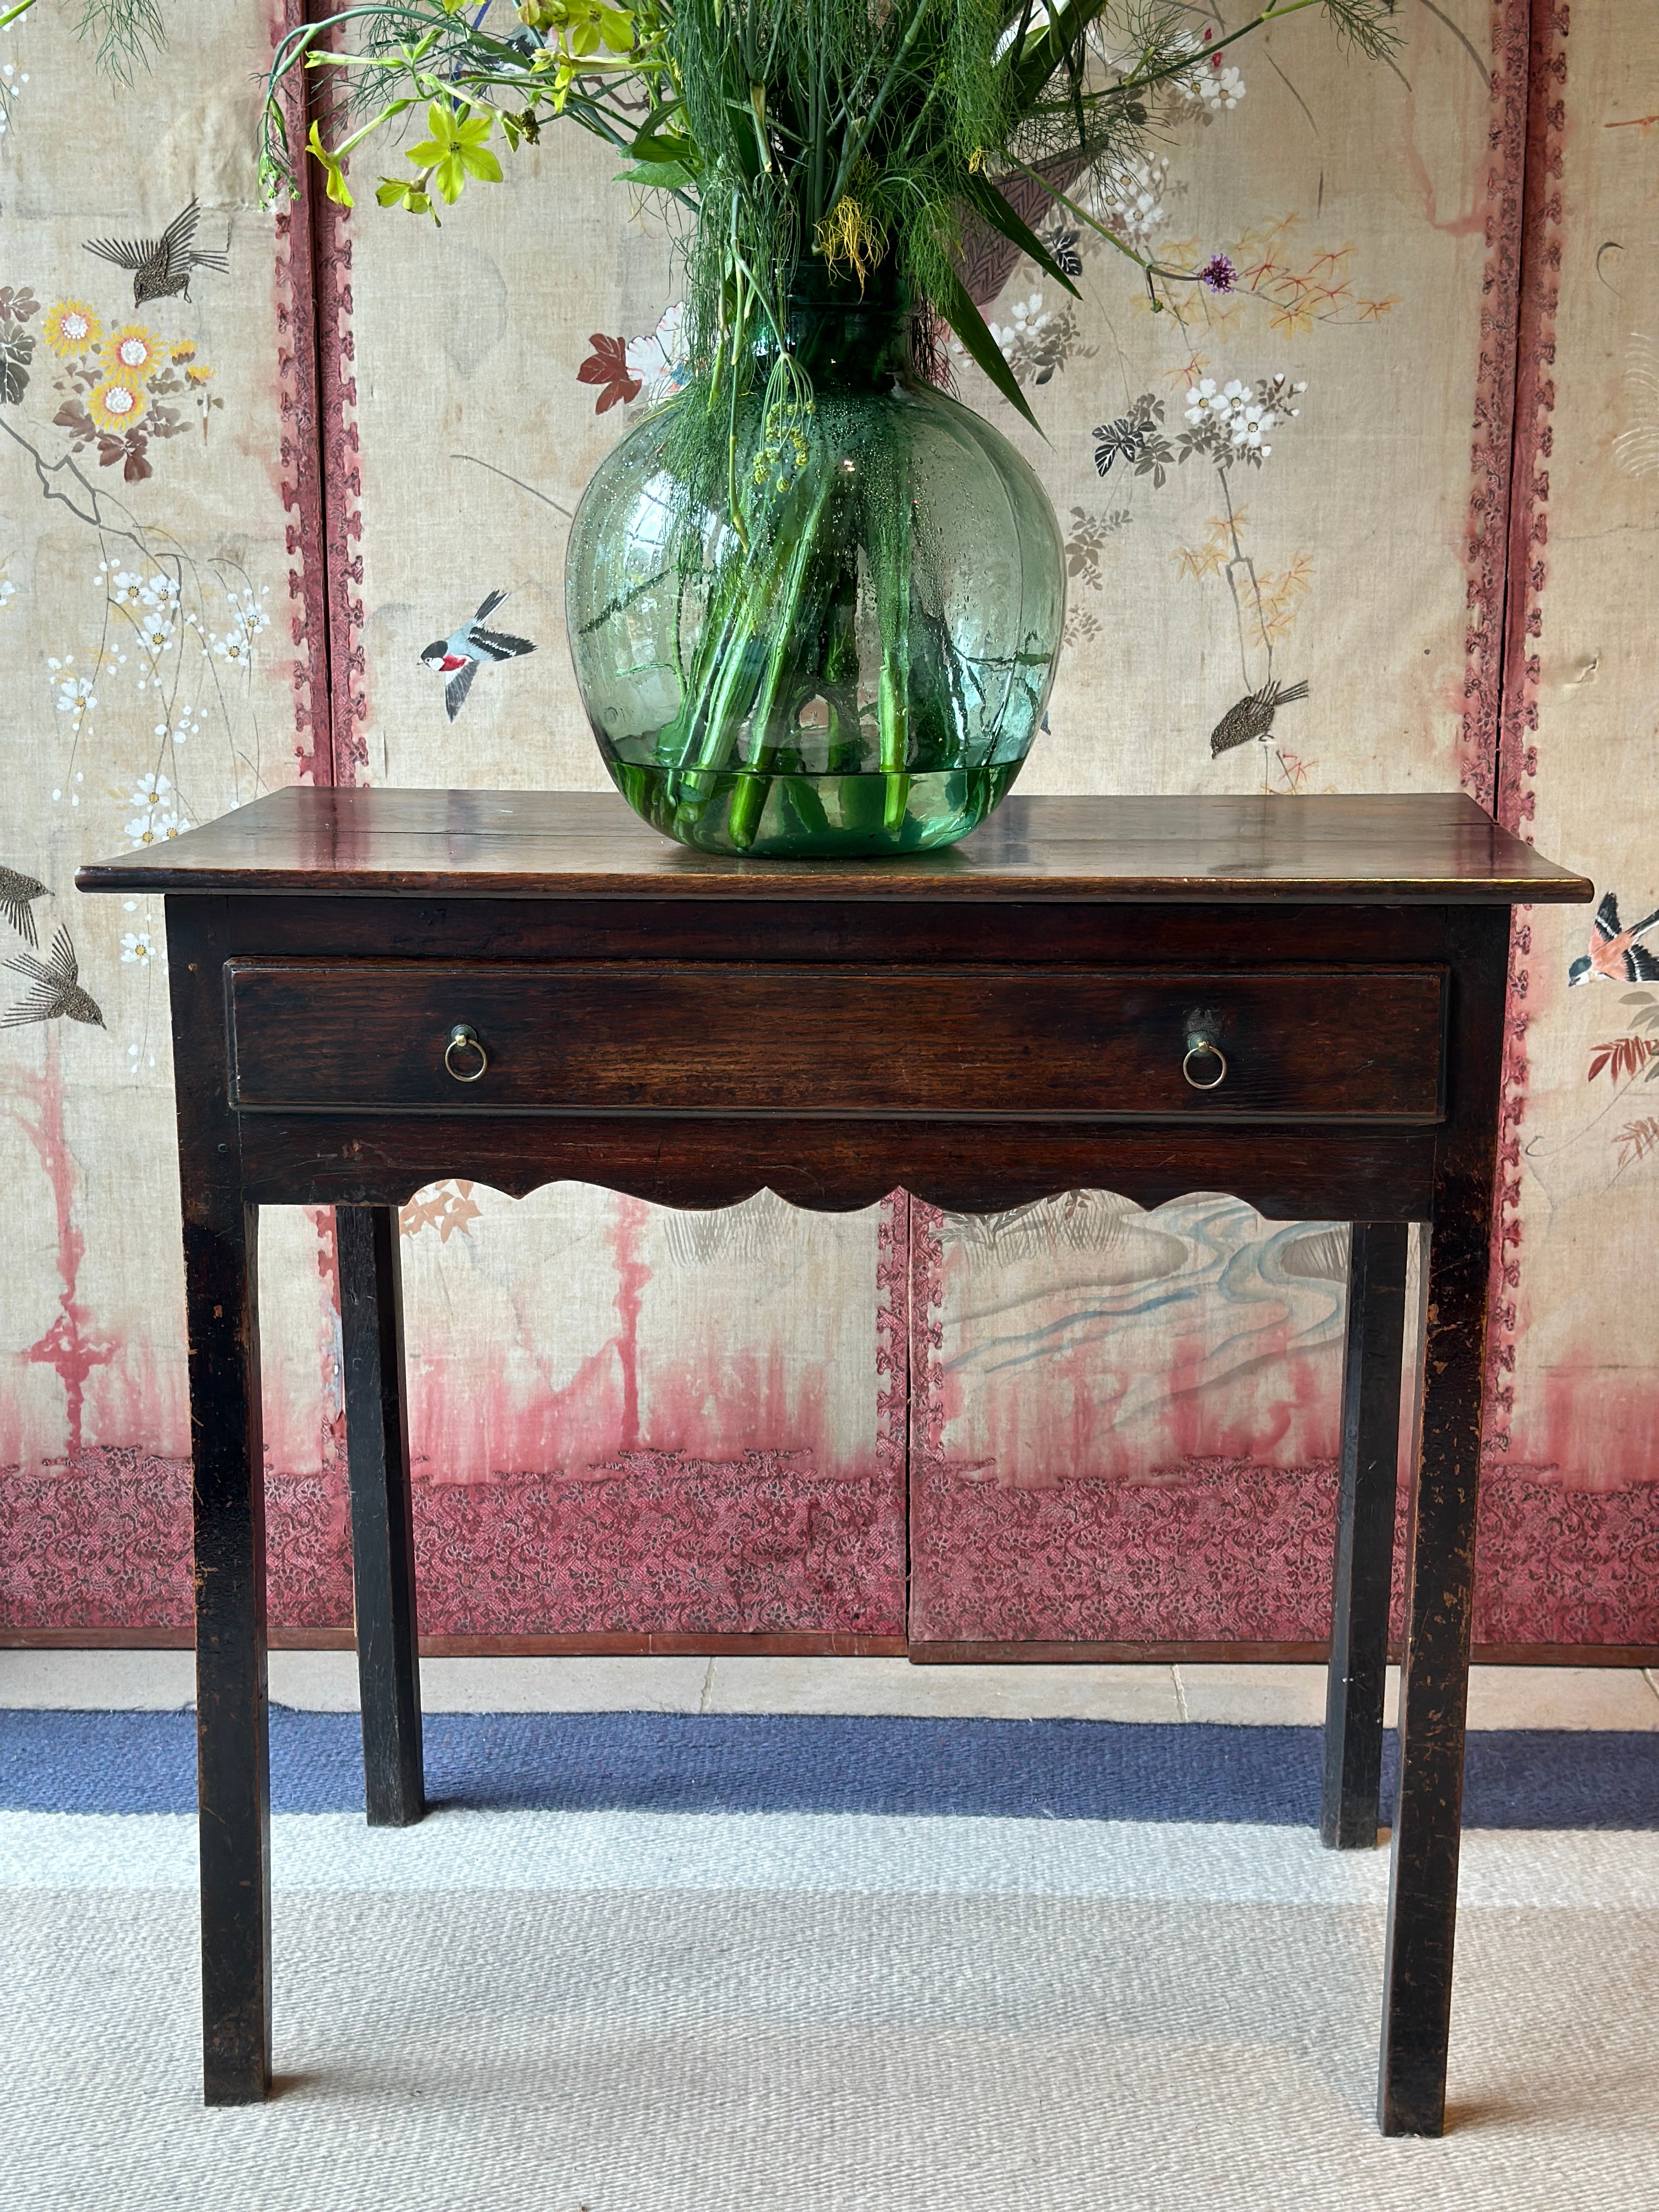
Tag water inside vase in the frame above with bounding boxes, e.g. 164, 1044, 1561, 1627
602, 758, 1026, 856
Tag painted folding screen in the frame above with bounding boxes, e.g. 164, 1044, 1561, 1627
2, 0, 1654, 1650
0, 1, 342, 1631
1474, 0, 1659, 1645
910, 1, 1659, 1650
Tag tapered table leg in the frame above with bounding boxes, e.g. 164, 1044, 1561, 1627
168, 889, 273, 2107
1378, 908, 1508, 2136
186, 1192, 272, 2104
1321, 1220, 1410, 1849
338, 1204, 425, 1826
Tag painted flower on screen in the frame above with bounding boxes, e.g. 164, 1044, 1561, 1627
577, 333, 641, 414
626, 302, 689, 404
108, 325, 163, 378
87, 375, 148, 432
41, 300, 101, 356
578, 306, 690, 416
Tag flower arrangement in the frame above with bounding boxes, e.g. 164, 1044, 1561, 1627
261, 0, 1395, 441
11, 0, 1396, 854
256, 1, 1396, 853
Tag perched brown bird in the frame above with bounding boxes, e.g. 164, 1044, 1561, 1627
1210, 676, 1310, 759
4, 924, 104, 1030
0, 866, 47, 949
83, 198, 228, 307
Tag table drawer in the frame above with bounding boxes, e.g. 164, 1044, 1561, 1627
224, 962, 1445, 1120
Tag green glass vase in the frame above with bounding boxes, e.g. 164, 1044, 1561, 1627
565, 278, 1066, 857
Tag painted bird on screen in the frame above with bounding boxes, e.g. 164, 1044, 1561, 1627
83, 198, 228, 307
3, 925, 104, 1029
419, 590, 537, 721
0, 867, 47, 949
1568, 890, 1659, 986
1209, 677, 1310, 759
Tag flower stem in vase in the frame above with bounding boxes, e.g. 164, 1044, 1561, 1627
725, 462, 839, 850
873, 476, 913, 833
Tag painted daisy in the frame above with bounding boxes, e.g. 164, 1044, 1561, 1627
108, 325, 163, 379
88, 376, 148, 433
127, 772, 173, 812
41, 300, 101, 357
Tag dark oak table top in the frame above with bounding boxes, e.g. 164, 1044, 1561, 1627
78, 787, 1595, 905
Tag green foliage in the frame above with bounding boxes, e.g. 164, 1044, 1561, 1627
73, 0, 166, 80
0, 0, 167, 76
258, 0, 1396, 493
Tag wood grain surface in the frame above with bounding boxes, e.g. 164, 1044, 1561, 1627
77, 787, 1595, 904
224, 960, 1447, 1121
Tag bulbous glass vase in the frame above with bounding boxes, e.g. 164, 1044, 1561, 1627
566, 281, 1065, 857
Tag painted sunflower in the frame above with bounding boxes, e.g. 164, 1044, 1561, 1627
169, 338, 196, 364
41, 300, 102, 357
108, 325, 163, 379
184, 363, 215, 387
87, 376, 149, 433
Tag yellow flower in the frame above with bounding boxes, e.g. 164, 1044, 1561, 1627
169, 339, 197, 363
41, 300, 102, 357
108, 325, 163, 379
87, 376, 148, 433
185, 363, 215, 387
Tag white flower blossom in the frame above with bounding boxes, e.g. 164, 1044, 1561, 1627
138, 573, 180, 611
1182, 369, 1305, 466
55, 673, 94, 714
109, 572, 146, 607
625, 303, 690, 406
127, 809, 183, 849
1172, 31, 1245, 114
1196, 64, 1245, 112
120, 930, 156, 963
989, 294, 1051, 360
1094, 155, 1170, 247
128, 771, 172, 814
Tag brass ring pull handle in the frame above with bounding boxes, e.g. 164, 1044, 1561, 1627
443, 1023, 488, 1083
1182, 1015, 1227, 1092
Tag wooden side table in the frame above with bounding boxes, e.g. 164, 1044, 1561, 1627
80, 788, 1592, 2134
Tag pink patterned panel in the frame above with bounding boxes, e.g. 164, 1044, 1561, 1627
907, 1198, 1659, 1650
0, 1448, 903, 1637
0, 1449, 349, 1632
413, 1453, 902, 1637
913, 1453, 1659, 1650
1, 1194, 910, 1636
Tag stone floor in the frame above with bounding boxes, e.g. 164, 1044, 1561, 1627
4, 1646, 1658, 1728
